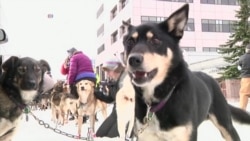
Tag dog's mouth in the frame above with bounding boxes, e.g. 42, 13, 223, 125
129, 68, 158, 85
20, 81, 38, 91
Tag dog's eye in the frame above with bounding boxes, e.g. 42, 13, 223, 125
18, 66, 26, 74
126, 38, 136, 49
150, 38, 162, 46
34, 66, 41, 73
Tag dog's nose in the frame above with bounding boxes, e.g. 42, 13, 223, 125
27, 80, 36, 88
81, 86, 85, 91
128, 54, 143, 67
21, 80, 37, 90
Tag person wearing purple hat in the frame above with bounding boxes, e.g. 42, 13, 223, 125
61, 47, 96, 97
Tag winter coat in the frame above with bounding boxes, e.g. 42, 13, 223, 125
67, 51, 95, 85
94, 71, 126, 103
61, 64, 69, 75
239, 52, 250, 78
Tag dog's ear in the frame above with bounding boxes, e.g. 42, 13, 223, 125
2, 56, 19, 72
39, 59, 51, 73
161, 4, 189, 39
122, 21, 134, 33
122, 21, 132, 63
38, 59, 51, 94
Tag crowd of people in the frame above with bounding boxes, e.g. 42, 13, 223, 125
60, 47, 127, 138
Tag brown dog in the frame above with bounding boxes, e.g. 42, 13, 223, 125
75, 79, 107, 137
0, 56, 48, 141
50, 80, 78, 125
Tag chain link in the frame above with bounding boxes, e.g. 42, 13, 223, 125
29, 111, 88, 140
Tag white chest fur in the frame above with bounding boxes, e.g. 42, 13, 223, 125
143, 86, 159, 105
0, 115, 23, 139
136, 117, 192, 141
137, 83, 192, 140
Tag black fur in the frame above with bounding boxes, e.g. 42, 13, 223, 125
122, 4, 250, 141
0, 56, 50, 140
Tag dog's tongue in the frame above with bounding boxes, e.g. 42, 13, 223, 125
134, 71, 146, 78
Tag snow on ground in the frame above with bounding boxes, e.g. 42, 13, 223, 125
12, 101, 250, 141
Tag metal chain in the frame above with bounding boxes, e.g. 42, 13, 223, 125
28, 111, 88, 140
23, 104, 114, 140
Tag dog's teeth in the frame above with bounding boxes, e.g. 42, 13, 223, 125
132, 73, 136, 78
144, 73, 148, 77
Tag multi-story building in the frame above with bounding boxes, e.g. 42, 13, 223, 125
95, 0, 240, 80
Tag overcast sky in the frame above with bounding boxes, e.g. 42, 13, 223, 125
1, 0, 97, 79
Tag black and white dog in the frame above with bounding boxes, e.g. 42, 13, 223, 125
117, 3, 250, 141
0, 56, 50, 141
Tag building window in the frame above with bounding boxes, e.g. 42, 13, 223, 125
111, 30, 118, 44
141, 16, 194, 31
181, 47, 196, 52
110, 5, 117, 20
203, 47, 219, 52
97, 24, 104, 37
201, 19, 235, 32
185, 18, 195, 31
141, 16, 149, 23
201, 0, 239, 5
97, 44, 105, 54
96, 4, 104, 18
228, 0, 239, 5
119, 0, 127, 11
141, 16, 166, 23
157, 0, 193, 2
202, 19, 215, 32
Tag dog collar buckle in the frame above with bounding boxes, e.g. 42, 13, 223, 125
23, 106, 31, 122
139, 106, 154, 134
143, 105, 154, 124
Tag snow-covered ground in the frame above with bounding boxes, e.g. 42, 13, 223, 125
12, 101, 250, 141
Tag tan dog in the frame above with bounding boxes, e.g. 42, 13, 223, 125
116, 74, 135, 140
75, 79, 107, 137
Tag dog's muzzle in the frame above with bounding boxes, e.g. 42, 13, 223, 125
21, 79, 38, 90
128, 54, 158, 86
80, 86, 85, 91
